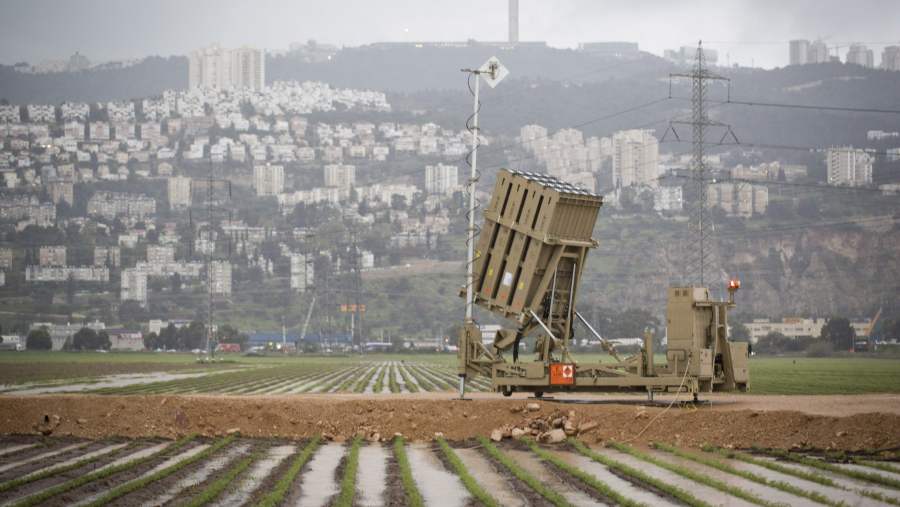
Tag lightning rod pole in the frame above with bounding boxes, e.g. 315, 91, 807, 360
460, 71, 480, 399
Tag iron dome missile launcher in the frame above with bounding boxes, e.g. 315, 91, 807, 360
458, 169, 749, 398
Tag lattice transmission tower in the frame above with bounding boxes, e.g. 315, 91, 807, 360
664, 41, 738, 287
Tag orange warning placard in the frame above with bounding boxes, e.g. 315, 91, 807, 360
550, 363, 575, 385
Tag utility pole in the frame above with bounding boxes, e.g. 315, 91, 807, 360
189, 157, 232, 361
665, 42, 737, 287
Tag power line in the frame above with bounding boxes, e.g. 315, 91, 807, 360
661, 138, 900, 159
715, 98, 900, 115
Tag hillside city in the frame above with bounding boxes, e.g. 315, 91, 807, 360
1, 34, 899, 355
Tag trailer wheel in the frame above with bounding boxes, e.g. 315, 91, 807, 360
534, 391, 544, 398
502, 387, 513, 397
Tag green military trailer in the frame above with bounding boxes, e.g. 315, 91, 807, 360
458, 169, 749, 399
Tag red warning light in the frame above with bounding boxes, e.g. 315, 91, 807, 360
728, 279, 741, 290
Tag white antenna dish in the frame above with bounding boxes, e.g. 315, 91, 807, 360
478, 56, 509, 88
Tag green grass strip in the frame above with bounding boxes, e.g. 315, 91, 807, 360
435, 437, 498, 507
84, 435, 237, 507
850, 456, 900, 476
524, 438, 644, 507
609, 442, 774, 507
477, 436, 572, 507
185, 449, 260, 507
0, 442, 138, 493
763, 448, 900, 490
653, 443, 839, 506
373, 365, 387, 393
569, 439, 711, 507
707, 446, 900, 507
256, 437, 321, 507
354, 367, 379, 393
11, 435, 197, 507
394, 436, 425, 507
388, 365, 400, 393
396, 365, 420, 393
334, 437, 362, 507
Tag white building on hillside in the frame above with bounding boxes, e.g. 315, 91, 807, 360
612, 129, 659, 188
188, 45, 265, 90
424, 163, 459, 196
324, 164, 356, 190
253, 164, 284, 196
826, 147, 873, 187
168, 176, 192, 208
121, 268, 148, 306
209, 261, 232, 295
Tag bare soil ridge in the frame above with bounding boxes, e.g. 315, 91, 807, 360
1, 394, 900, 451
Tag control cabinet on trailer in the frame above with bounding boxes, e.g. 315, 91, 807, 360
458, 169, 749, 398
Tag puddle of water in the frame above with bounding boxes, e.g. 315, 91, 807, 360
356, 444, 387, 507
0, 443, 38, 458
550, 449, 679, 507
17, 442, 129, 481
295, 443, 345, 507
505, 449, 605, 507
4, 371, 216, 395
748, 456, 899, 505
647, 449, 818, 507
71, 443, 211, 507
406, 444, 471, 507
96, 442, 171, 471
727, 457, 884, 507
140, 442, 250, 507
293, 369, 353, 394
0, 441, 89, 474
455, 447, 526, 507
217, 444, 296, 507
363, 364, 387, 394
589, 446, 757, 507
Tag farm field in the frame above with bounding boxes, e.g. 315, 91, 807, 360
1, 431, 899, 507
2, 352, 900, 396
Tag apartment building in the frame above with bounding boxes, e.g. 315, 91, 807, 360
324, 164, 356, 190
424, 163, 459, 196
612, 129, 659, 188
39, 245, 66, 266
188, 45, 265, 90
253, 164, 284, 196
826, 147, 873, 186
121, 268, 148, 306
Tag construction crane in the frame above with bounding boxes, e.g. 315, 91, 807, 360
457, 169, 749, 400
855, 307, 882, 353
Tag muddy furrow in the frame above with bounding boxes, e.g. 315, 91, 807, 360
292, 442, 345, 506
217, 443, 296, 506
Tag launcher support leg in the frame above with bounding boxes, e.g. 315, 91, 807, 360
457, 375, 466, 399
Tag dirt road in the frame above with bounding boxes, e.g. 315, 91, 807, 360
2, 393, 899, 451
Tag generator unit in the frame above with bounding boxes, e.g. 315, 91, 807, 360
458, 169, 749, 398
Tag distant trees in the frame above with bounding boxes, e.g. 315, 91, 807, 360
216, 324, 249, 348
730, 322, 751, 342
26, 328, 52, 350
821, 317, 856, 351
72, 327, 111, 350
755, 332, 791, 354
143, 321, 209, 351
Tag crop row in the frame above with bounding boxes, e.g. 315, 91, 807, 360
88, 361, 492, 396
1, 434, 896, 506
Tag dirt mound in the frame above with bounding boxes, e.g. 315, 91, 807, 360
1, 395, 899, 451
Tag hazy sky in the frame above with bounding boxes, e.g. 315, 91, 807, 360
1, 0, 898, 68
